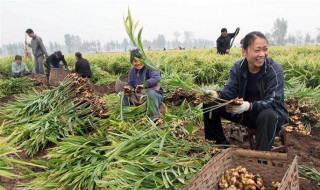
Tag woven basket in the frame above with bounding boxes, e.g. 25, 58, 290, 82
181, 148, 299, 190
115, 74, 128, 93
26, 74, 48, 86
49, 68, 70, 87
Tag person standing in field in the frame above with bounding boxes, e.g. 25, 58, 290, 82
204, 31, 287, 151
25, 28, 49, 74
73, 52, 92, 78
216, 27, 240, 55
11, 55, 31, 78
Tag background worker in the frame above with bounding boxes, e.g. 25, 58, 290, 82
216, 27, 240, 55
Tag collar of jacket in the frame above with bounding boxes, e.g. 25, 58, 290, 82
134, 66, 145, 73
239, 58, 268, 79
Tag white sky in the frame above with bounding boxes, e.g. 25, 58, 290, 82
0, 0, 319, 46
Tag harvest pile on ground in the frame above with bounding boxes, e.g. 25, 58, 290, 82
285, 97, 320, 135
66, 73, 108, 118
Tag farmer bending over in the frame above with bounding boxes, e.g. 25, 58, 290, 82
122, 49, 163, 119
204, 31, 288, 151
12, 55, 31, 78
45, 51, 69, 76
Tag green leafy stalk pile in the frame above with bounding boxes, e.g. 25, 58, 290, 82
299, 166, 320, 183
0, 138, 45, 189
21, 116, 215, 190
0, 77, 34, 98
0, 74, 106, 156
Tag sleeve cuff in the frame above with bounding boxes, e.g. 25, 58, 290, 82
216, 91, 222, 99
250, 102, 257, 111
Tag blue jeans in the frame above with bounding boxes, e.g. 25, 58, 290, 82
122, 90, 163, 118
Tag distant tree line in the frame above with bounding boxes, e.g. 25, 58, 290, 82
64, 34, 102, 53
1, 20, 320, 56
0, 31, 215, 56
102, 31, 215, 52
1, 43, 25, 56
265, 18, 320, 46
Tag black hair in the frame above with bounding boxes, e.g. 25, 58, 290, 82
221, 28, 227, 33
15, 55, 22, 60
26, 28, 33, 33
75, 52, 82, 59
55, 51, 62, 57
130, 49, 143, 63
242, 31, 268, 50
240, 38, 244, 47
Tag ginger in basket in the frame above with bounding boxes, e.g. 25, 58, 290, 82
272, 181, 281, 190
218, 166, 266, 190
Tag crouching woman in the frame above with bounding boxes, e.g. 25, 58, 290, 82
122, 49, 163, 119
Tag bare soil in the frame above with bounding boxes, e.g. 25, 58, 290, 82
92, 81, 116, 96
286, 128, 320, 190
0, 95, 16, 105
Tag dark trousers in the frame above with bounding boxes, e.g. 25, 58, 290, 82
203, 102, 281, 151
12, 73, 23, 78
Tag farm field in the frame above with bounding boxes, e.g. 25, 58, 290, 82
0, 46, 319, 190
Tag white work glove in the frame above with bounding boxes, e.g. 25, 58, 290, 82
205, 90, 219, 98
226, 101, 251, 114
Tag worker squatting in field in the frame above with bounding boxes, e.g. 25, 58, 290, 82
205, 31, 288, 151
